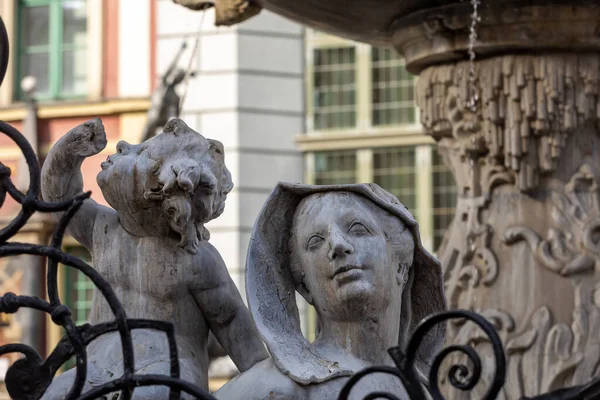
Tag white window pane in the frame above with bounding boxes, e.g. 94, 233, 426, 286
312, 47, 357, 130
63, 0, 88, 46
23, 6, 50, 48
62, 49, 87, 94
22, 52, 50, 95
314, 151, 357, 184
371, 47, 416, 126
373, 147, 417, 215
431, 147, 457, 250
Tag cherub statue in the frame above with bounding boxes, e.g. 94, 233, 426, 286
141, 42, 190, 142
40, 118, 268, 399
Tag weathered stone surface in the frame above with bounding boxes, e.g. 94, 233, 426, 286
416, 54, 600, 398
392, 3, 600, 74
216, 183, 447, 399
40, 118, 268, 399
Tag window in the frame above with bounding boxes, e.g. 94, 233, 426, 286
61, 245, 93, 370
307, 33, 418, 133
432, 151, 457, 250
371, 48, 415, 126
310, 146, 456, 254
313, 47, 357, 130
17, 0, 87, 100
314, 151, 357, 185
63, 246, 94, 326
373, 147, 417, 217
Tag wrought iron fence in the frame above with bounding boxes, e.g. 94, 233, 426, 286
0, 14, 598, 400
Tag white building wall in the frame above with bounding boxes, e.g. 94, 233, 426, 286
155, 1, 304, 302
119, 0, 151, 97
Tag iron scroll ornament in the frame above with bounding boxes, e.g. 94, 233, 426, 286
338, 311, 507, 400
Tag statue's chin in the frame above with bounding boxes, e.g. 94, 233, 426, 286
333, 281, 374, 308
96, 170, 108, 189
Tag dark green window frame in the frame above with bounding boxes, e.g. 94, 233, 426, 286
15, 0, 87, 101
62, 245, 94, 369
63, 245, 94, 326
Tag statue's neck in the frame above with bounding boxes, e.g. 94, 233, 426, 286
313, 304, 401, 366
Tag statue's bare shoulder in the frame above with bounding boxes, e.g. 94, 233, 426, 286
188, 241, 230, 290
215, 358, 306, 400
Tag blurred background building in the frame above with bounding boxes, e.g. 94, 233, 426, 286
0, 0, 456, 395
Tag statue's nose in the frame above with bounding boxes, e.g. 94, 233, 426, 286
116, 140, 132, 155
327, 227, 354, 260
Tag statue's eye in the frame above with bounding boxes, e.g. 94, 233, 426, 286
307, 235, 324, 250
349, 222, 370, 235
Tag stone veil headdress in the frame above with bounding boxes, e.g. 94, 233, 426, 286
245, 182, 447, 385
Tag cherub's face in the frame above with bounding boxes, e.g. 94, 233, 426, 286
96, 119, 233, 243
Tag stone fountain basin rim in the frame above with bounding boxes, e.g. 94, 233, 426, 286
390, 0, 600, 30
392, 0, 600, 73
252, 0, 599, 48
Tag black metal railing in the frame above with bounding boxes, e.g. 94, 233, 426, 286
0, 14, 597, 400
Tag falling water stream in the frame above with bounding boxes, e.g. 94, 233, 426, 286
466, 0, 481, 314
466, 0, 480, 113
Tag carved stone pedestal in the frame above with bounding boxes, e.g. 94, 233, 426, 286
381, 1, 600, 395
415, 53, 600, 398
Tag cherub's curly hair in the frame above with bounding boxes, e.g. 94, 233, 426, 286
142, 119, 233, 254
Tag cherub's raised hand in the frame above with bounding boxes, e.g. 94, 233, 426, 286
64, 118, 107, 158
41, 118, 110, 250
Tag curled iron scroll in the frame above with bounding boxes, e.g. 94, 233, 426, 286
338, 310, 507, 400
0, 16, 8, 88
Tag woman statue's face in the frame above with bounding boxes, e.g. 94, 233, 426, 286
292, 192, 407, 319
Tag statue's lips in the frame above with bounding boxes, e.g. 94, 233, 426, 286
100, 157, 113, 170
332, 265, 364, 281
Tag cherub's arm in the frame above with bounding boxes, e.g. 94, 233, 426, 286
41, 118, 114, 250
190, 243, 269, 372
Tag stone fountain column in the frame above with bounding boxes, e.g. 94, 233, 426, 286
392, 2, 600, 397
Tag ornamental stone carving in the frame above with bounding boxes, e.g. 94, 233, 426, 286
505, 163, 600, 277
416, 54, 600, 397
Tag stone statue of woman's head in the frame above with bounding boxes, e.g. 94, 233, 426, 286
245, 182, 446, 384
289, 191, 415, 323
